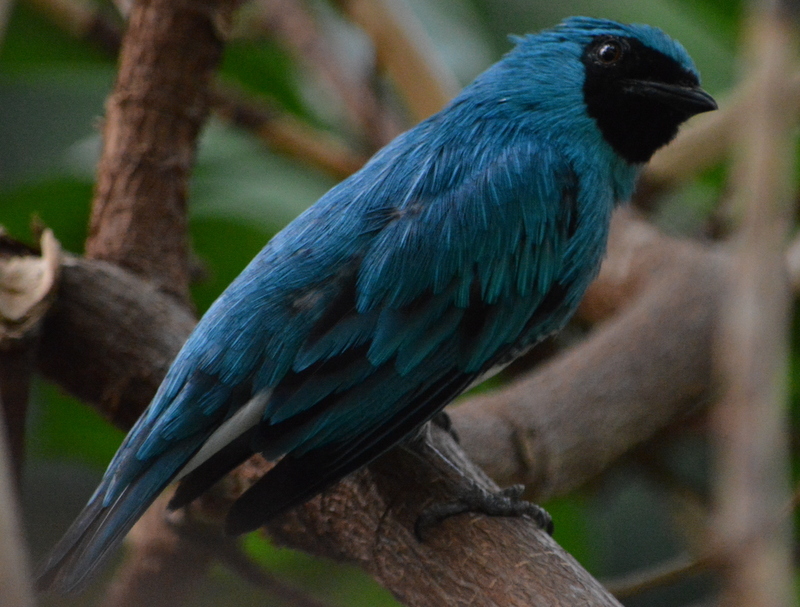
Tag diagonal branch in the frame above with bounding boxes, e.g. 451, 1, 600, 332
252, 0, 402, 149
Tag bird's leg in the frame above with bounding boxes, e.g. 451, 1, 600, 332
406, 421, 553, 540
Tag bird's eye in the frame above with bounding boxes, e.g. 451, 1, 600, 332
595, 40, 623, 65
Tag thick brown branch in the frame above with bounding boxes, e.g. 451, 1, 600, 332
38, 256, 194, 429
85, 0, 236, 303
261, 426, 620, 606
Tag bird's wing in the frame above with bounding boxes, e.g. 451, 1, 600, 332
216, 136, 581, 533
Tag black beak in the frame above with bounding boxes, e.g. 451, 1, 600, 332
623, 80, 718, 116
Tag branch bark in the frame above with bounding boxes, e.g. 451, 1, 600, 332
84, 0, 236, 303
261, 427, 620, 607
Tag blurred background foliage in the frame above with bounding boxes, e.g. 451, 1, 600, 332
3, 0, 789, 606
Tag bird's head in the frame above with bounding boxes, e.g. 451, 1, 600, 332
495, 17, 717, 165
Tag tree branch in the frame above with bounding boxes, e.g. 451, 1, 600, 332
259, 426, 620, 607
209, 85, 368, 180
84, 0, 236, 303
38, 255, 195, 429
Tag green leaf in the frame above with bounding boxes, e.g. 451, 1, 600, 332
1, 3, 115, 70
0, 177, 92, 252
220, 40, 307, 119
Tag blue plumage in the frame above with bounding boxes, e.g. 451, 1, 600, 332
39, 17, 715, 591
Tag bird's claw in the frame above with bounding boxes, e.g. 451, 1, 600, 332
414, 483, 553, 540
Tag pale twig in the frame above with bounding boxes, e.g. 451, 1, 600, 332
252, 0, 401, 148
603, 553, 712, 599
0, 406, 35, 607
333, 0, 459, 123
210, 85, 368, 180
710, 4, 797, 607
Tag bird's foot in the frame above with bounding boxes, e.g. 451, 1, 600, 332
415, 483, 553, 540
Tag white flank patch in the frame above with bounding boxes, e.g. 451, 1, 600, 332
175, 390, 271, 480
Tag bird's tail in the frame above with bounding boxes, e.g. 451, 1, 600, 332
36, 446, 192, 593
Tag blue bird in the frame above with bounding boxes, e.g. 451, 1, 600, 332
39, 16, 715, 591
